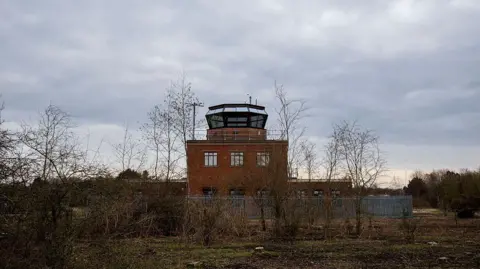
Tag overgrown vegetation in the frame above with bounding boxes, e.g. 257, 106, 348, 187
404, 169, 480, 218
1, 76, 478, 269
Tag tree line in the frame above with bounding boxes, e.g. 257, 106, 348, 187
404, 169, 480, 217
404, 169, 480, 218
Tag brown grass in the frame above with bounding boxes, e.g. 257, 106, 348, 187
67, 209, 480, 269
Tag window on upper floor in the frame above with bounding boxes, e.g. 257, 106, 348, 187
204, 152, 218, 167
256, 152, 270, 167
230, 152, 244, 166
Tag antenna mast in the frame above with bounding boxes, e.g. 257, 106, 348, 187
188, 101, 204, 140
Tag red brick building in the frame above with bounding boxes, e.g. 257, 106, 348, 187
186, 103, 351, 197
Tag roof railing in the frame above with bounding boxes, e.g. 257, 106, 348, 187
189, 130, 286, 141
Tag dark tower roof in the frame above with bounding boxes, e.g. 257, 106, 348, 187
205, 103, 268, 129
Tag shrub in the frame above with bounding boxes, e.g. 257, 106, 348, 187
398, 209, 420, 243
146, 196, 185, 236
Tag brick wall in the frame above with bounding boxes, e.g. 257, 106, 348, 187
186, 140, 288, 195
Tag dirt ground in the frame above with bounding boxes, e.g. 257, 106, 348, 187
72, 209, 480, 269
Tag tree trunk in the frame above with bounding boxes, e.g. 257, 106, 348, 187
355, 197, 362, 236
324, 196, 332, 240
260, 202, 266, 232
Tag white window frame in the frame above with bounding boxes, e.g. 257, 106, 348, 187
204, 152, 218, 167
256, 152, 270, 167
230, 152, 244, 167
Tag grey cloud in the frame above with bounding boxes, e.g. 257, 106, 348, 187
1, 0, 480, 151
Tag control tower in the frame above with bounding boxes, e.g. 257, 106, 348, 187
186, 103, 287, 196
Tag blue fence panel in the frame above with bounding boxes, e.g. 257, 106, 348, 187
187, 195, 413, 219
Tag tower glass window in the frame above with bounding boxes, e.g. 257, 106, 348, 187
205, 104, 269, 129
230, 152, 244, 166
204, 152, 217, 167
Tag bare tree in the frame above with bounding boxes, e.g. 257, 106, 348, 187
17, 104, 107, 182
300, 139, 319, 181
141, 105, 163, 180
321, 127, 343, 239
0, 99, 24, 203
112, 122, 147, 174
19, 105, 79, 182
141, 74, 201, 182
274, 81, 308, 178
334, 120, 386, 236
0, 100, 38, 185
141, 90, 182, 182
0, 100, 12, 154
249, 144, 291, 234
0, 100, 16, 181
165, 73, 206, 185
168, 73, 201, 155
12, 104, 107, 268
161, 91, 182, 182
390, 174, 406, 190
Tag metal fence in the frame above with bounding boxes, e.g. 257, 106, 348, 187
191, 129, 285, 141
187, 195, 413, 219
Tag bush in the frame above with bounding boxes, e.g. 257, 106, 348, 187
398, 209, 420, 243
146, 196, 185, 236
180, 198, 227, 246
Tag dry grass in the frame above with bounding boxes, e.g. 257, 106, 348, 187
67, 210, 480, 269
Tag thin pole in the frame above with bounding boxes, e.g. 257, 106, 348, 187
193, 104, 196, 140
189, 102, 204, 140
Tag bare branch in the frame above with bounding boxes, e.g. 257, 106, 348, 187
300, 139, 319, 180
16, 104, 105, 182
331, 120, 386, 235
111, 122, 146, 173
274, 81, 308, 178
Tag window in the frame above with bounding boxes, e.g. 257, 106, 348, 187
296, 189, 307, 197
256, 189, 270, 196
211, 120, 224, 128
313, 189, 324, 197
227, 116, 248, 122
229, 188, 245, 207
229, 188, 245, 196
249, 114, 266, 128
202, 187, 217, 196
204, 152, 217, 167
256, 152, 270, 167
331, 189, 341, 197
207, 115, 224, 128
230, 152, 244, 166
227, 122, 248, 127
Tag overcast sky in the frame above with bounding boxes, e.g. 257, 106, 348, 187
1, 0, 480, 185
